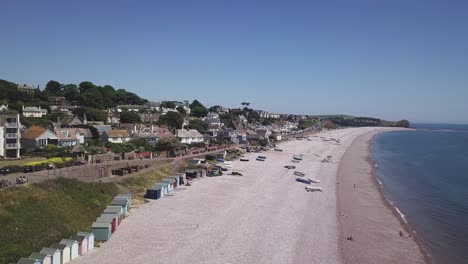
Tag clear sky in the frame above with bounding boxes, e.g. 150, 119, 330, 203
1, 0, 467, 123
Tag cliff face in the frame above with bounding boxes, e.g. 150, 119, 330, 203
320, 116, 410, 128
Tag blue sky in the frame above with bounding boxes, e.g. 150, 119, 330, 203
1, 0, 467, 123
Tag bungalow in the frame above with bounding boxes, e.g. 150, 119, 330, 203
101, 130, 131, 144
21, 126, 59, 150
54, 128, 92, 147
22, 106, 48, 118
176, 129, 204, 144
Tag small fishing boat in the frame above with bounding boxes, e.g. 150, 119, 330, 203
274, 148, 283, 152
284, 165, 296, 169
296, 178, 311, 184
305, 186, 322, 192
258, 156, 267, 159
294, 171, 305, 177
256, 158, 265, 161
309, 178, 320, 183
240, 158, 249, 162
291, 159, 300, 163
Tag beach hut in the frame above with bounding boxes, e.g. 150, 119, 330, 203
92, 222, 112, 241
39, 248, 60, 264
59, 239, 78, 260
50, 243, 70, 263
160, 179, 174, 191
175, 173, 185, 185
168, 175, 182, 187
70, 235, 88, 255
17, 258, 40, 264
101, 211, 120, 227
29, 253, 51, 264
111, 198, 129, 216
77, 232, 94, 251
116, 193, 132, 206
104, 206, 123, 221
146, 185, 162, 200
154, 182, 169, 195
185, 169, 197, 180
96, 215, 118, 233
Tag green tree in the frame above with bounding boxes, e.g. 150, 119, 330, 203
78, 107, 108, 123
79, 88, 104, 109
188, 119, 208, 132
45, 80, 62, 95
79, 81, 97, 93
63, 84, 79, 102
155, 137, 181, 152
120, 111, 141, 123
161, 101, 176, 109
191, 106, 208, 118
176, 106, 187, 116
158, 111, 184, 129
189, 99, 205, 109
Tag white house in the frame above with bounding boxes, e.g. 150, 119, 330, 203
21, 126, 59, 150
204, 112, 222, 131
101, 129, 131, 144
22, 106, 48, 118
176, 129, 204, 144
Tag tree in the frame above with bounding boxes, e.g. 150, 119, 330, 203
63, 84, 79, 102
79, 88, 104, 109
155, 137, 181, 153
241, 102, 250, 109
45, 80, 62, 95
208, 105, 222, 113
161, 101, 176, 109
188, 119, 208, 132
76, 107, 108, 123
176, 106, 187, 116
158, 111, 184, 129
79, 81, 97, 93
191, 106, 208, 118
189, 99, 205, 109
120, 111, 141, 123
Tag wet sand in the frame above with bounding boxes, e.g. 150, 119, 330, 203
72, 127, 424, 264
338, 128, 427, 264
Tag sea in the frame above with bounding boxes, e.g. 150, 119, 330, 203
372, 123, 468, 263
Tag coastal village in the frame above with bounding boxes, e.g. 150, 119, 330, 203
0, 80, 415, 264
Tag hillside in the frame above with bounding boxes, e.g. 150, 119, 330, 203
0, 178, 119, 264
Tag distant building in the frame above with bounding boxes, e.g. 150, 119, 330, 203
22, 106, 48, 118
204, 112, 222, 131
101, 129, 131, 144
17, 84, 39, 95
54, 128, 93, 147
21, 126, 59, 150
176, 129, 204, 144
0, 110, 21, 158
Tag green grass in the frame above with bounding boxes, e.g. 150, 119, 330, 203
0, 178, 118, 264
117, 167, 172, 204
0, 157, 46, 167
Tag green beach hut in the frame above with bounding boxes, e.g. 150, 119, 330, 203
111, 198, 129, 216
91, 222, 112, 241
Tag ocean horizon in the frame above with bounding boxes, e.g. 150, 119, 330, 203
372, 124, 468, 263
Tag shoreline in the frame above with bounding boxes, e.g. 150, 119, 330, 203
337, 128, 428, 264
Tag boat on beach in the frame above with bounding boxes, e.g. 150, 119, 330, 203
294, 171, 305, 177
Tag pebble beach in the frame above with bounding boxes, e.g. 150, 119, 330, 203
73, 127, 425, 264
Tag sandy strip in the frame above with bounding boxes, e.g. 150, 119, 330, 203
72, 127, 420, 264
338, 128, 427, 264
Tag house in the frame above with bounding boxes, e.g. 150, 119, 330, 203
246, 129, 260, 142
204, 112, 222, 131
93, 124, 112, 135
22, 106, 48, 118
131, 124, 158, 146
54, 128, 92, 147
255, 127, 272, 140
17, 83, 40, 95
218, 128, 239, 144
55, 114, 85, 127
21, 126, 59, 150
153, 126, 175, 141
107, 110, 120, 124
116, 105, 149, 113
101, 129, 131, 144
176, 129, 204, 144
0, 110, 21, 158
139, 112, 160, 123
48, 96, 67, 104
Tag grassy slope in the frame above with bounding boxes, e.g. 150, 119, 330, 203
0, 178, 118, 264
